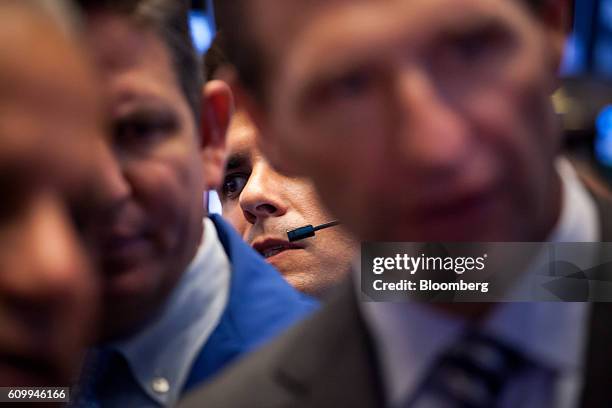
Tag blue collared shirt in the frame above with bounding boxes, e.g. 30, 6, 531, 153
97, 218, 231, 407
75, 215, 317, 407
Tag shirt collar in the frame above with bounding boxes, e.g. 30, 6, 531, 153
110, 217, 231, 406
549, 157, 600, 243
482, 157, 597, 371
360, 157, 599, 407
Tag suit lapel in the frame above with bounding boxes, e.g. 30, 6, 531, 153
272, 282, 386, 408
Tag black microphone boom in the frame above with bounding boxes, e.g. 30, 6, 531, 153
287, 221, 341, 242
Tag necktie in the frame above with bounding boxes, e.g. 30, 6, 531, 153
406, 332, 527, 408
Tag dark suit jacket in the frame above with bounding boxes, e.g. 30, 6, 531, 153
179, 201, 612, 408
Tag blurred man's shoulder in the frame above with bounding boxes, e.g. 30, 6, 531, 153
179, 282, 384, 408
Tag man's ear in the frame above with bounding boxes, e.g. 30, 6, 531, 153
200, 79, 234, 190
538, 0, 572, 75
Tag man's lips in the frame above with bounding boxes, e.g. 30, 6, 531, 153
411, 185, 502, 221
102, 234, 146, 251
98, 231, 151, 267
251, 238, 303, 259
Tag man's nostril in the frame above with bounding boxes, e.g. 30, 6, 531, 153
255, 203, 278, 215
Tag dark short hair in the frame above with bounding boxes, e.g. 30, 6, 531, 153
213, 0, 266, 99
75, 0, 202, 122
203, 31, 230, 82
525, 0, 544, 12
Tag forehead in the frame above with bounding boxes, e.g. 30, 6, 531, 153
250, 0, 534, 68
227, 111, 258, 151
86, 14, 184, 113
0, 7, 100, 171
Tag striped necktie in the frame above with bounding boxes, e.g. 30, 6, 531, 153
406, 332, 527, 408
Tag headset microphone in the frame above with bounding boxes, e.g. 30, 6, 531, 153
287, 221, 341, 242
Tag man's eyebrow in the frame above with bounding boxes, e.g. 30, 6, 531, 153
435, 14, 510, 39
226, 152, 250, 171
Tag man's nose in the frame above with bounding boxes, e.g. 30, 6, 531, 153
94, 138, 131, 207
394, 67, 473, 173
239, 164, 288, 224
2, 194, 91, 309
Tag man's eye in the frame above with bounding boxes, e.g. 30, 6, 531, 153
115, 121, 163, 144
455, 35, 488, 59
449, 27, 511, 62
330, 70, 374, 99
113, 114, 178, 148
221, 173, 249, 200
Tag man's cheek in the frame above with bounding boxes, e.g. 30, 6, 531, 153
133, 163, 187, 243
462, 89, 525, 154
226, 207, 249, 236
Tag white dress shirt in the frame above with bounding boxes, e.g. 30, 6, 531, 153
359, 158, 599, 408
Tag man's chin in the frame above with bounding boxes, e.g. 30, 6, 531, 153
99, 304, 158, 342
98, 269, 181, 342
369, 202, 520, 241
99, 279, 163, 341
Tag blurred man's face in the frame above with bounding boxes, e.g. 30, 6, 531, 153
0, 6, 102, 386
252, 0, 562, 241
85, 14, 207, 339
219, 110, 354, 296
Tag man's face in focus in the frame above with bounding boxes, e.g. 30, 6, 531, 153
249, 0, 563, 241
219, 110, 354, 296
0, 6, 103, 386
